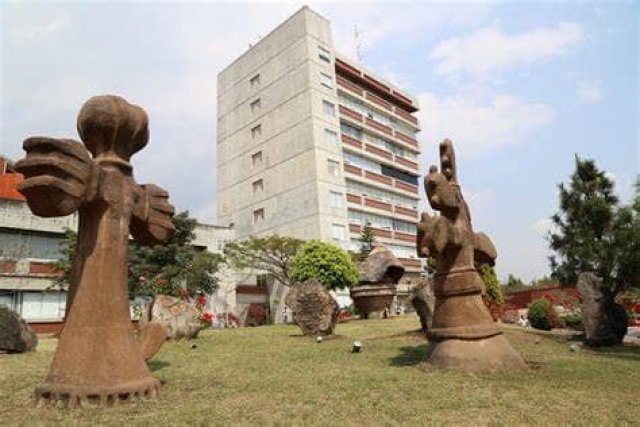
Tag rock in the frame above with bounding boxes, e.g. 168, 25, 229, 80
137, 322, 168, 361
0, 305, 38, 353
352, 245, 403, 319
411, 278, 436, 334
577, 272, 628, 347
285, 279, 339, 336
144, 294, 201, 340
569, 343, 582, 353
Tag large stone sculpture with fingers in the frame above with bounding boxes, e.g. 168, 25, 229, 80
417, 140, 526, 371
15, 95, 175, 407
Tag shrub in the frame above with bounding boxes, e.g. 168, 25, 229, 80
561, 313, 584, 330
528, 299, 561, 331
290, 240, 359, 291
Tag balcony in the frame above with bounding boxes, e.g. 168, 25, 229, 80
365, 117, 393, 136
394, 131, 419, 148
394, 106, 418, 127
344, 163, 362, 176
364, 197, 393, 212
346, 193, 362, 204
336, 75, 363, 96
365, 144, 393, 160
342, 134, 362, 149
395, 205, 418, 218
395, 155, 419, 170
349, 223, 362, 234
365, 170, 393, 186
365, 91, 393, 111
394, 231, 415, 242
395, 180, 418, 194
339, 105, 363, 123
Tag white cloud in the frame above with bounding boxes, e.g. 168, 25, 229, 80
576, 79, 604, 104
429, 22, 583, 78
531, 218, 555, 236
417, 92, 555, 156
10, 14, 71, 43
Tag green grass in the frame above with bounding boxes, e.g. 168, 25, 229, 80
1, 316, 639, 425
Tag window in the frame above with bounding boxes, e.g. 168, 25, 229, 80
327, 159, 340, 177
253, 208, 264, 224
250, 73, 260, 88
323, 100, 335, 117
250, 98, 261, 113
381, 164, 418, 185
332, 224, 346, 241
340, 122, 362, 140
324, 128, 338, 147
251, 124, 262, 139
318, 46, 331, 63
252, 179, 263, 194
320, 72, 333, 89
252, 151, 263, 167
330, 191, 343, 208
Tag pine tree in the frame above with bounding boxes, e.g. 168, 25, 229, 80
357, 222, 377, 261
549, 156, 639, 294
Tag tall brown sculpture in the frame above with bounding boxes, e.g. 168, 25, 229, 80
417, 140, 526, 371
15, 95, 175, 407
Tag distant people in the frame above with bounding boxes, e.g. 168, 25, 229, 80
518, 315, 529, 327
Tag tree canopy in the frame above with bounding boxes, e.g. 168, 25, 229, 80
548, 156, 639, 294
54, 211, 222, 298
223, 235, 304, 287
290, 240, 359, 291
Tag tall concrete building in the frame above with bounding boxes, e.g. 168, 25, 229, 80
217, 7, 422, 282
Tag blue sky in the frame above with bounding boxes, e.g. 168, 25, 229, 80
1, 1, 637, 282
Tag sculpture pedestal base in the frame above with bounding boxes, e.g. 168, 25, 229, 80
427, 334, 527, 372
35, 376, 161, 408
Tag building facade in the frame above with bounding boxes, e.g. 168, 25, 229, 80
216, 7, 423, 291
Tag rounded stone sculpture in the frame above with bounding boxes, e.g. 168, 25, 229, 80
15, 95, 175, 407
0, 305, 38, 353
351, 245, 404, 318
417, 140, 526, 372
411, 278, 436, 335
143, 294, 201, 340
285, 279, 340, 336
576, 272, 628, 347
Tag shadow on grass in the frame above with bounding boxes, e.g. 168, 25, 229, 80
148, 360, 171, 372
588, 346, 640, 362
389, 344, 429, 367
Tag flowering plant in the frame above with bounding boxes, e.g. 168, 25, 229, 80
200, 311, 214, 328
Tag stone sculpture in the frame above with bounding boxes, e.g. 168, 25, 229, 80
411, 277, 436, 335
0, 305, 38, 353
417, 140, 526, 371
351, 245, 403, 318
15, 95, 175, 407
285, 279, 339, 336
142, 294, 201, 340
576, 272, 627, 347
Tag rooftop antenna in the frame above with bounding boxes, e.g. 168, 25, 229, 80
354, 24, 363, 63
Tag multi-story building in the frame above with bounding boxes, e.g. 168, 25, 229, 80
216, 7, 423, 290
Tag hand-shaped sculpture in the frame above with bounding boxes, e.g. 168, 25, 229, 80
417, 140, 525, 371
16, 95, 175, 407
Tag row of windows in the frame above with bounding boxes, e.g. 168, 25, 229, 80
348, 240, 416, 259
346, 180, 417, 209
338, 93, 418, 138
341, 122, 418, 161
348, 211, 417, 234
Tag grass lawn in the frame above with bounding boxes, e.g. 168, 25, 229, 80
1, 316, 639, 425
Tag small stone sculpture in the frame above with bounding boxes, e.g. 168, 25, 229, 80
15, 95, 175, 407
576, 272, 627, 347
0, 305, 38, 353
411, 277, 435, 334
142, 294, 201, 340
351, 245, 403, 318
417, 140, 526, 371
285, 279, 339, 336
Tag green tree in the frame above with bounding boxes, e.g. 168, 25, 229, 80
128, 211, 222, 297
223, 235, 304, 288
290, 240, 358, 291
54, 212, 222, 298
478, 263, 504, 304
356, 222, 377, 261
504, 274, 526, 290
51, 228, 77, 290
548, 156, 639, 295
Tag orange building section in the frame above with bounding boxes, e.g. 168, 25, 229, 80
0, 157, 25, 201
